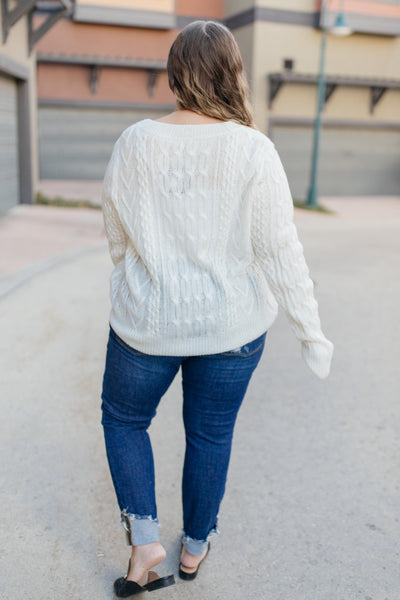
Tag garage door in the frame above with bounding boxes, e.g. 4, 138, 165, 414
0, 75, 19, 213
38, 105, 167, 179
271, 125, 400, 198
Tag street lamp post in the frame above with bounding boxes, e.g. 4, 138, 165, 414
306, 1, 352, 208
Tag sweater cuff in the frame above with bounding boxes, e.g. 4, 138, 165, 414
301, 338, 334, 379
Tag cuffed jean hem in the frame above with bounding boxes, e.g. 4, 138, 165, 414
121, 510, 160, 546
182, 524, 220, 556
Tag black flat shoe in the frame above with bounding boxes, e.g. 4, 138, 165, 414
178, 542, 211, 581
114, 562, 175, 597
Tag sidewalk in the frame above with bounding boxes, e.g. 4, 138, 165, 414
3, 185, 400, 282
0, 203, 106, 298
1, 195, 400, 599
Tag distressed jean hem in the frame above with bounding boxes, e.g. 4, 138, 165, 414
121, 509, 160, 546
182, 524, 220, 556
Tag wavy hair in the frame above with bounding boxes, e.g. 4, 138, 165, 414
167, 20, 255, 128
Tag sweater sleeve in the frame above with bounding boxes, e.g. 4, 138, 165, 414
101, 136, 128, 267
251, 139, 334, 379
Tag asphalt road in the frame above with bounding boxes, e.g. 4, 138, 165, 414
1, 199, 399, 600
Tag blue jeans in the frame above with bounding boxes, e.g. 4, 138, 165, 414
101, 325, 267, 555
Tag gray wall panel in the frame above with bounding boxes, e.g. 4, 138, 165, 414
38, 106, 167, 179
0, 76, 19, 213
272, 125, 400, 198
39, 107, 400, 194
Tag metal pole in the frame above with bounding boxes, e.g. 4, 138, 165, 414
306, 0, 328, 207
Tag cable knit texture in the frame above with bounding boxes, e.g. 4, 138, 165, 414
102, 118, 334, 378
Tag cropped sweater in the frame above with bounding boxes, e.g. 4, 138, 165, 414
101, 118, 334, 378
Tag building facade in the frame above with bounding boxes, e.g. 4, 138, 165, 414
0, 1, 36, 213
0, 0, 72, 213
227, 0, 400, 197
2, 0, 400, 209
35, 0, 224, 180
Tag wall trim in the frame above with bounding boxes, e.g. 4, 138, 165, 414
0, 53, 30, 80
38, 98, 176, 111
37, 53, 166, 70
73, 4, 176, 29
225, 6, 400, 35
225, 7, 317, 30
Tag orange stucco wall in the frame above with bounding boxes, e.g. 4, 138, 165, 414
35, 0, 224, 103
37, 63, 174, 103
176, 0, 224, 18
35, 20, 179, 60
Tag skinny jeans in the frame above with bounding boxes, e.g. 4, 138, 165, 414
101, 325, 266, 555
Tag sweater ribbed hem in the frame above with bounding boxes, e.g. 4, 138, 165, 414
108, 308, 278, 357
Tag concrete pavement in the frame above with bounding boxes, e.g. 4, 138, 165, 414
1, 196, 400, 599
0, 204, 105, 298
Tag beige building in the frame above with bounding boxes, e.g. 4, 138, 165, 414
227, 0, 400, 196
0, 2, 37, 213
0, 0, 71, 213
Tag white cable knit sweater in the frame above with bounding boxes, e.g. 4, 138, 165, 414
102, 118, 334, 378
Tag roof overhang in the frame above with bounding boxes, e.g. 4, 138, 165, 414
268, 71, 400, 114
37, 52, 167, 97
1, 0, 73, 53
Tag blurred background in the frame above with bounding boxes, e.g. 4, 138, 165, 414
1, 0, 399, 214
1, 3, 400, 599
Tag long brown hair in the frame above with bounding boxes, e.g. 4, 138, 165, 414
167, 20, 255, 128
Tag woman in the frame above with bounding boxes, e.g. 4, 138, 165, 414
101, 19, 334, 596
